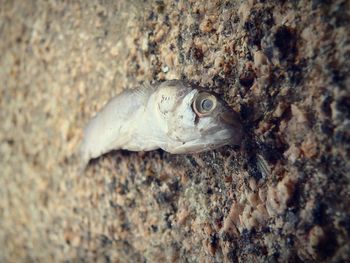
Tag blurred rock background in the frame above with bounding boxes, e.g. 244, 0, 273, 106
0, 0, 349, 262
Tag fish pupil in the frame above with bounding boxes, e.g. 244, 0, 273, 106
201, 99, 213, 111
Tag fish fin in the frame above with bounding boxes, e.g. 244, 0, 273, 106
256, 153, 271, 178
132, 82, 157, 97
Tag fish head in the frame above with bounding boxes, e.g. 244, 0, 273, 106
153, 80, 242, 153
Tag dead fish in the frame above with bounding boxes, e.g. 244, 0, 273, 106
80, 80, 242, 166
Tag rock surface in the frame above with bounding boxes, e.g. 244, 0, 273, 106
0, 0, 349, 262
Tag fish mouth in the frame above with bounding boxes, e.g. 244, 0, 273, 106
219, 110, 241, 127
219, 110, 243, 145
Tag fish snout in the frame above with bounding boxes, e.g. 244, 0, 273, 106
219, 110, 243, 145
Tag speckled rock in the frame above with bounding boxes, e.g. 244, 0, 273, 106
0, 0, 349, 262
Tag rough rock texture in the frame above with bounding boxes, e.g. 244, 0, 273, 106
0, 0, 349, 262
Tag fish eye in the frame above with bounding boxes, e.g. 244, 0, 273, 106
193, 92, 217, 116
201, 99, 213, 111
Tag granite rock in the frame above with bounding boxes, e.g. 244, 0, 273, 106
0, 0, 349, 262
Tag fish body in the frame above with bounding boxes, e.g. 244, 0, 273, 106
80, 80, 242, 166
